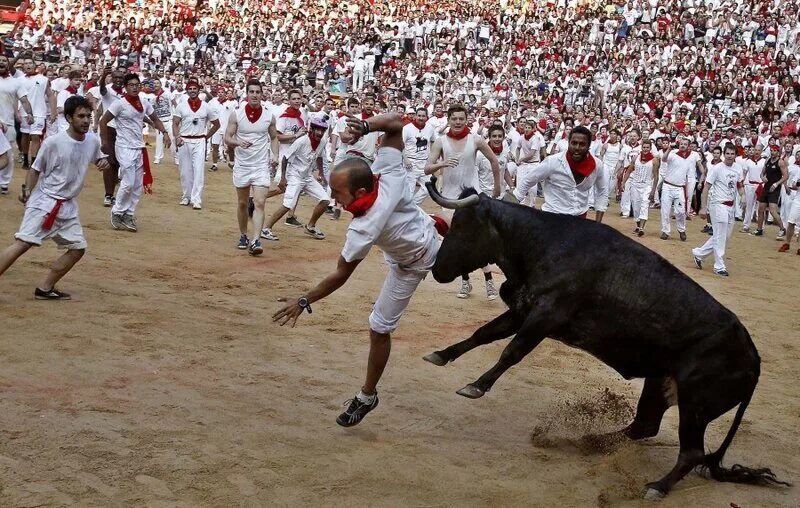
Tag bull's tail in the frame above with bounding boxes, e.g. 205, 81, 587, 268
701, 394, 791, 487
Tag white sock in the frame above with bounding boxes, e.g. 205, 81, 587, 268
357, 390, 375, 404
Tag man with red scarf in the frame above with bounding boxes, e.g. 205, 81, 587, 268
273, 113, 439, 428
424, 104, 501, 299
275, 89, 309, 228
401, 106, 435, 205
53, 70, 82, 135
87, 66, 126, 207
261, 113, 331, 243
660, 137, 703, 241
99, 73, 171, 232
0, 96, 108, 300
513, 125, 608, 222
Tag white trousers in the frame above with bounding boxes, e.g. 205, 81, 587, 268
369, 239, 438, 334
620, 178, 633, 216
692, 203, 735, 271
513, 163, 539, 206
780, 188, 794, 225
112, 146, 144, 215
178, 141, 206, 205
406, 166, 430, 206
743, 183, 759, 227
353, 70, 365, 92
605, 164, 618, 206
0, 124, 15, 187
630, 182, 652, 221
154, 119, 174, 162
660, 183, 686, 235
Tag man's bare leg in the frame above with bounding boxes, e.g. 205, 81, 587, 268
307, 200, 330, 228
250, 185, 269, 240
0, 240, 32, 277
40, 249, 84, 290
235, 186, 251, 235
363, 329, 391, 395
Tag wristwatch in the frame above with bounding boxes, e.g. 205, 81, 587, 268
298, 297, 312, 314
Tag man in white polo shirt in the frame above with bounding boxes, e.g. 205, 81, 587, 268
659, 137, 704, 241
172, 79, 220, 210
273, 112, 438, 428
513, 126, 608, 222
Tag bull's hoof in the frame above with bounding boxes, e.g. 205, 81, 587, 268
456, 384, 485, 399
422, 352, 448, 366
643, 487, 665, 500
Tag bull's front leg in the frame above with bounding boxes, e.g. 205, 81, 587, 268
423, 309, 525, 367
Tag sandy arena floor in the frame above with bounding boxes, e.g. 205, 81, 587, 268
0, 150, 798, 507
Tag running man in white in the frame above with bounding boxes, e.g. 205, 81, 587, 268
402, 106, 435, 205
514, 118, 546, 207
0, 96, 108, 299
275, 88, 309, 228
223, 79, 281, 253
172, 79, 220, 210
598, 129, 623, 206
477, 123, 515, 197
778, 148, 800, 255
273, 112, 439, 428
54, 71, 82, 135
621, 138, 659, 237
425, 104, 501, 299
19, 57, 55, 170
692, 143, 744, 277
261, 113, 331, 242
659, 137, 703, 241
99, 73, 171, 232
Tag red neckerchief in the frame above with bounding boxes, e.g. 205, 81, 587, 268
412, 120, 426, 130
124, 93, 143, 112
25, 71, 38, 77
676, 150, 691, 159
112, 84, 123, 95
711, 158, 721, 165
280, 106, 305, 126
66, 86, 78, 94
245, 104, 262, 123
566, 151, 596, 177
446, 126, 470, 140
523, 131, 535, 140
345, 175, 380, 217
490, 143, 503, 155
515, 126, 524, 134
640, 152, 654, 163
188, 97, 202, 112
156, 90, 164, 98
309, 132, 321, 151
435, 112, 445, 118
361, 111, 373, 120
0, 70, 8, 78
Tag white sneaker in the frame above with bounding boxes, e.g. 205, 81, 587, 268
260, 228, 279, 241
192, 203, 202, 210
457, 280, 473, 299
179, 198, 190, 206
486, 280, 499, 301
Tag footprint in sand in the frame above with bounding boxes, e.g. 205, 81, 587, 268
135, 474, 175, 498
75, 471, 118, 497
227, 474, 257, 496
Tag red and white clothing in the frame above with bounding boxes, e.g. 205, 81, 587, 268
601, 142, 623, 203
0, 69, 27, 187
108, 96, 153, 217
513, 151, 608, 216
333, 114, 380, 165
619, 143, 641, 217
15, 132, 106, 250
275, 107, 307, 181
660, 150, 699, 235
402, 121, 435, 205
629, 153, 656, 221
692, 161, 743, 272
439, 132, 480, 207
478, 144, 509, 197
740, 156, 765, 228
232, 105, 274, 188
54, 88, 80, 134
341, 147, 438, 334
281, 133, 330, 209
516, 131, 546, 206
174, 99, 218, 206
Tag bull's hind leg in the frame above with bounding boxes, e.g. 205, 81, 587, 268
625, 376, 676, 440
423, 309, 524, 366
456, 331, 545, 399
644, 409, 707, 499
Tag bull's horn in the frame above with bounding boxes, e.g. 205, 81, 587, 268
425, 176, 480, 209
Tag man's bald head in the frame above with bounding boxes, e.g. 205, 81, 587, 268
330, 157, 374, 207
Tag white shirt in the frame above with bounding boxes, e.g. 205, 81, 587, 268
477, 145, 508, 195
107, 97, 153, 149
402, 122, 435, 165
283, 134, 328, 179
663, 151, 700, 185
440, 133, 479, 199
334, 115, 380, 164
232, 106, 273, 171
27, 131, 106, 219
341, 147, 437, 267
524, 152, 608, 215
0, 70, 27, 126
22, 74, 49, 117
173, 99, 218, 141
55, 89, 79, 133
518, 132, 546, 164
741, 157, 765, 183
151, 90, 173, 119
706, 161, 743, 204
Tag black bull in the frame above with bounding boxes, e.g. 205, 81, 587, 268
422, 179, 789, 498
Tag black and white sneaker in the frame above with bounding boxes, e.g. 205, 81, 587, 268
103, 194, 113, 207
0, 186, 8, 195
714, 269, 730, 277
35, 287, 71, 300
693, 255, 703, 270
336, 393, 379, 427
285, 216, 303, 228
